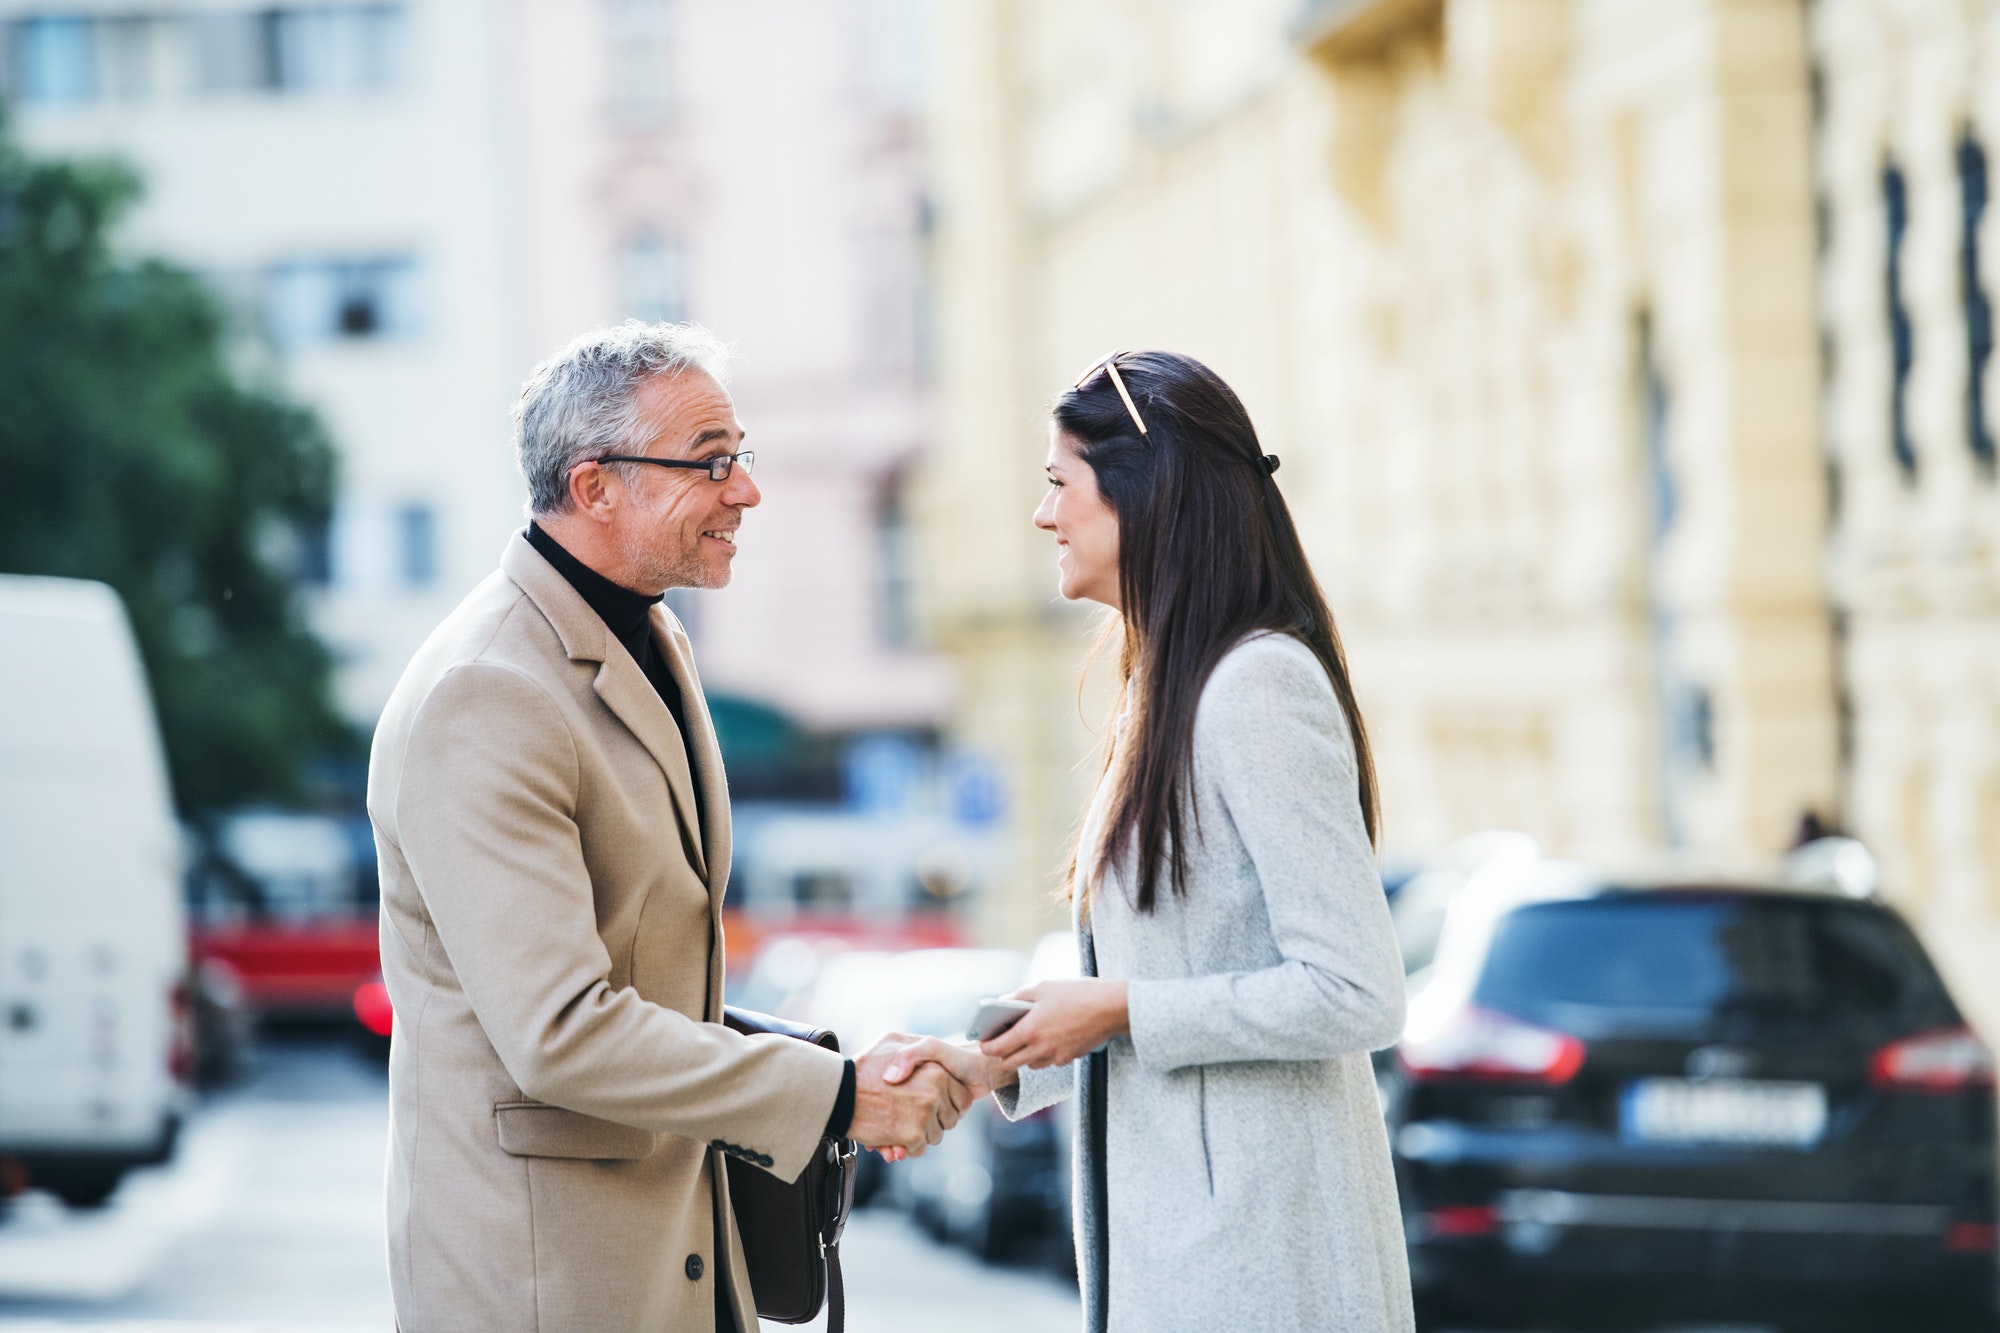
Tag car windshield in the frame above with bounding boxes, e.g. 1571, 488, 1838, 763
1474, 893, 1957, 1023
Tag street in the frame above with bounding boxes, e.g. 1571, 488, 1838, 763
0, 1035, 1798, 1333
0, 1035, 1082, 1332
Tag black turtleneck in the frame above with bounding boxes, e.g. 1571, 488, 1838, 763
523, 524, 857, 1161
526, 521, 692, 752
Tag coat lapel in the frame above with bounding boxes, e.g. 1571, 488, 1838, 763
656, 610, 730, 901
501, 534, 708, 882
591, 644, 707, 883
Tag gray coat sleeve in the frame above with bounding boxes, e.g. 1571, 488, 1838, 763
992, 1059, 1074, 1121
1124, 637, 1406, 1071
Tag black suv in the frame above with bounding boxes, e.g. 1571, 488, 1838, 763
1386, 867, 1998, 1331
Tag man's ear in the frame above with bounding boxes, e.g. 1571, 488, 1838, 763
566, 462, 618, 524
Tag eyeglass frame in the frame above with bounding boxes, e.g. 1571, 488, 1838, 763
1073, 350, 1148, 436
586, 450, 756, 483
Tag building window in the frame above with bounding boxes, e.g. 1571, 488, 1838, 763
619, 234, 685, 324
605, 0, 672, 123
875, 475, 916, 648
1673, 683, 1715, 772
297, 518, 334, 586
268, 4, 405, 93
1640, 316, 1675, 539
395, 503, 436, 589
9, 16, 96, 103
1638, 314, 1696, 846
1884, 161, 1918, 481
265, 256, 421, 347
190, 11, 265, 93
1960, 131, 1995, 475
9, 6, 404, 104
96, 17, 159, 99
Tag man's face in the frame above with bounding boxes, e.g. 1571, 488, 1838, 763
606, 369, 759, 593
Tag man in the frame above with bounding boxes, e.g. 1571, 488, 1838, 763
367, 322, 980, 1331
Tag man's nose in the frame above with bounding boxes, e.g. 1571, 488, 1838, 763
727, 470, 762, 508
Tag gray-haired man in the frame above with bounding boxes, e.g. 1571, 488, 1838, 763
367, 322, 982, 1331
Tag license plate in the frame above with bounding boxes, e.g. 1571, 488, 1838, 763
1621, 1079, 1828, 1148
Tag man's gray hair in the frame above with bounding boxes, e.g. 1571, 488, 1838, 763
513, 320, 733, 515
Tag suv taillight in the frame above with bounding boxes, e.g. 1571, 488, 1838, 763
1870, 1026, 1995, 1093
1398, 1006, 1586, 1085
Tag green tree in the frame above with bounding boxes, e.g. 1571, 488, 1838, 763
0, 113, 354, 815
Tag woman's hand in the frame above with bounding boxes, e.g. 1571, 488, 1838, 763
980, 979, 1130, 1072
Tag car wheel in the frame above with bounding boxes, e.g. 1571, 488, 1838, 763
48, 1169, 123, 1210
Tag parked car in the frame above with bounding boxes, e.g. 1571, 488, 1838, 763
185, 810, 381, 1031
794, 943, 1056, 1242
0, 577, 191, 1207
1386, 860, 1999, 1332
882, 948, 1053, 1259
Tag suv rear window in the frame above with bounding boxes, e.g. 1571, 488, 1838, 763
1474, 893, 1957, 1023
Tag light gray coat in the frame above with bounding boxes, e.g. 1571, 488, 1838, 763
998, 633, 1415, 1333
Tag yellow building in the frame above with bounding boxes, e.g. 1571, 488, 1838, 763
917, 0, 2000, 1026
1812, 0, 2000, 1017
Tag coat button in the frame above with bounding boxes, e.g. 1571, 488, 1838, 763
685, 1254, 704, 1281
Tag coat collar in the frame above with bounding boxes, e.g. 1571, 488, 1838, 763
501, 532, 725, 889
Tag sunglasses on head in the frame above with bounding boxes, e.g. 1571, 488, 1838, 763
1073, 350, 1148, 436
1070, 351, 1283, 475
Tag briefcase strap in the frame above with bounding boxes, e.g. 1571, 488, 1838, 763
826, 1240, 844, 1333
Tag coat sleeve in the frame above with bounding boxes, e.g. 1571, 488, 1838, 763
992, 1060, 1075, 1121
1124, 638, 1406, 1072
393, 661, 845, 1183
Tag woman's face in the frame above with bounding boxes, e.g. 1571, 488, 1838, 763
1034, 428, 1122, 609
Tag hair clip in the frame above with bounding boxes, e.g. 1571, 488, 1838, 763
1263, 455, 1281, 474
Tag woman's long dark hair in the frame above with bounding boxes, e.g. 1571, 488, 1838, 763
1060, 350, 1379, 912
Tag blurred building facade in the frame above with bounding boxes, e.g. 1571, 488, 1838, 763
0, 0, 947, 735
1811, 0, 2000, 1018
918, 0, 2000, 1026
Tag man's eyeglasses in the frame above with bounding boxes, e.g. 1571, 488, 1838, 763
1073, 350, 1148, 436
591, 451, 755, 482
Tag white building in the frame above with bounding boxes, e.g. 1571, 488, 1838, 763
1, 0, 949, 737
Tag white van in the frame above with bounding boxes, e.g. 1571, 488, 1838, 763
0, 575, 189, 1206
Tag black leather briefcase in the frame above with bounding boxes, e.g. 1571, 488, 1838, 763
720, 1006, 857, 1330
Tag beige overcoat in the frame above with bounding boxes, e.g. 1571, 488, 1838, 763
367, 532, 846, 1332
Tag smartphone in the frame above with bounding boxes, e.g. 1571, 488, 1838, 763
967, 997, 1033, 1042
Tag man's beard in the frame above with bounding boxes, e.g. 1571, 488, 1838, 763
616, 490, 721, 592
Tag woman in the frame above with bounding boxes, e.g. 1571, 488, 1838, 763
985, 350, 1412, 1331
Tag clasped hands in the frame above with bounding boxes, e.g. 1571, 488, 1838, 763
849, 978, 1129, 1161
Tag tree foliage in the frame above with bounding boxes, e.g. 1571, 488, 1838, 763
0, 113, 354, 815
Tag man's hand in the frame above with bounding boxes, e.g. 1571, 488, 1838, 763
846, 1033, 978, 1161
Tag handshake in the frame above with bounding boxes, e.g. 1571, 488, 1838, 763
839, 976, 1132, 1160
842, 1032, 1007, 1162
